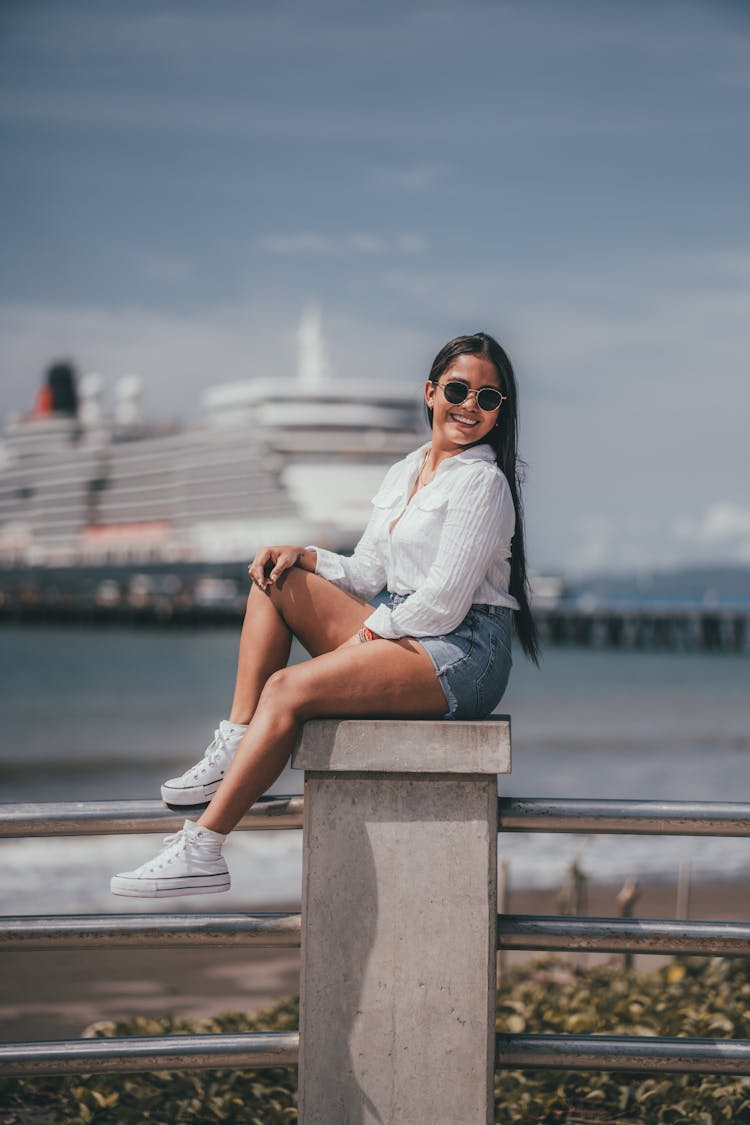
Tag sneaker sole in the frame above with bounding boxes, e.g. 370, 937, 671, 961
110, 874, 231, 898
160, 780, 221, 806
161, 778, 226, 805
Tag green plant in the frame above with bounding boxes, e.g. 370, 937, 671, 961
494, 956, 750, 1123
2, 958, 749, 1123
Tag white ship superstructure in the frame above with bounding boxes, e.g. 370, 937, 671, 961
0, 311, 424, 567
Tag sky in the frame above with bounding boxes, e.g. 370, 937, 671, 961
1, 0, 749, 575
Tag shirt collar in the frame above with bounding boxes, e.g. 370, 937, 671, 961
450, 442, 496, 465
408, 441, 496, 471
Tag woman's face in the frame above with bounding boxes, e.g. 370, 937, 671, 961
424, 353, 502, 451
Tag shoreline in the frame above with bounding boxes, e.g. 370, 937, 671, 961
2, 878, 748, 1044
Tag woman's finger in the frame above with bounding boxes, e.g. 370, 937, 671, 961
268, 549, 298, 584
248, 546, 274, 587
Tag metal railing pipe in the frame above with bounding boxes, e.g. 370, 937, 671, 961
0, 795, 304, 838
0, 1032, 299, 1079
4, 796, 749, 839
0, 912, 301, 951
499, 797, 750, 836
496, 1033, 750, 1075
6, 912, 749, 957
497, 914, 750, 956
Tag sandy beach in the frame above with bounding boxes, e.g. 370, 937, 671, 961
2, 879, 748, 1044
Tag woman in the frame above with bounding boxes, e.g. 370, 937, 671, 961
111, 332, 539, 898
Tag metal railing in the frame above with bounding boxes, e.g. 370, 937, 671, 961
498, 796, 750, 835
497, 914, 750, 956
2, 911, 748, 958
0, 1033, 300, 1078
4, 794, 747, 839
496, 1034, 750, 1075
0, 912, 301, 951
0, 795, 303, 838
1, 795, 749, 1079
0, 795, 302, 1077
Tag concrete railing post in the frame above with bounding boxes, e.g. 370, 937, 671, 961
292, 717, 511, 1125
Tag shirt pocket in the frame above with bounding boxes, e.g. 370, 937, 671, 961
369, 482, 403, 549
411, 489, 446, 513
397, 488, 448, 568
410, 489, 448, 538
371, 481, 402, 511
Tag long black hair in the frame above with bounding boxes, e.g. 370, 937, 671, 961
426, 332, 541, 665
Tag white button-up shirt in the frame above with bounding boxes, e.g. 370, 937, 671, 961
312, 441, 519, 640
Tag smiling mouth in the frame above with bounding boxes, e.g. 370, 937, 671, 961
449, 411, 480, 426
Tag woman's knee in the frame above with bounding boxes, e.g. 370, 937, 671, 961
245, 576, 290, 619
250, 567, 304, 615
258, 666, 308, 718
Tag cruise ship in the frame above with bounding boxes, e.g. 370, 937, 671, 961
0, 309, 424, 572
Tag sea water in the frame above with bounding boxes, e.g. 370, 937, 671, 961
1, 624, 748, 913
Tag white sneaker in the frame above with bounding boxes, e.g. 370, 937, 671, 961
111, 820, 230, 898
161, 721, 246, 806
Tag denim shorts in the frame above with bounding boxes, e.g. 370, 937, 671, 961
369, 590, 513, 721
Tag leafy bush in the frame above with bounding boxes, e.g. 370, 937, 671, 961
0, 1000, 299, 1125
494, 955, 750, 1123
2, 958, 749, 1123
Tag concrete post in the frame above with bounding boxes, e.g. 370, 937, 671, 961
292, 717, 511, 1125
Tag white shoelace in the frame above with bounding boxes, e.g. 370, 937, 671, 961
204, 728, 230, 765
147, 828, 189, 872
184, 728, 230, 780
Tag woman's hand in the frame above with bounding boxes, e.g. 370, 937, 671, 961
248, 545, 311, 591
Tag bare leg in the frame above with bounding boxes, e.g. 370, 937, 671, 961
228, 585, 293, 724
228, 569, 379, 724
112, 574, 447, 898
200, 635, 447, 835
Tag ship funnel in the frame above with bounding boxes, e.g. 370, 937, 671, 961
114, 375, 143, 426
79, 373, 104, 426
45, 361, 79, 417
297, 303, 332, 387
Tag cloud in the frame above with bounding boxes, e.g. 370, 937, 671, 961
0, 295, 429, 427
257, 233, 340, 256
381, 251, 750, 395
129, 250, 197, 286
3, 285, 749, 575
349, 234, 386, 255
674, 504, 750, 561
568, 517, 615, 574
0, 298, 299, 424
257, 233, 425, 257
368, 163, 451, 192
396, 234, 426, 254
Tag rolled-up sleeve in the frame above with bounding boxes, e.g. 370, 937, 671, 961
309, 517, 387, 602
363, 465, 514, 639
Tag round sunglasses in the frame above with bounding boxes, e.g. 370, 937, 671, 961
436, 380, 506, 412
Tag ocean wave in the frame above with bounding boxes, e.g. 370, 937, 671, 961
1, 830, 746, 916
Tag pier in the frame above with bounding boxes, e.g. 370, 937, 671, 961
535, 600, 749, 652
2, 581, 749, 652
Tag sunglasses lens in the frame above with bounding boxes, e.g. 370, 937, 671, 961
439, 380, 503, 411
442, 381, 469, 404
476, 388, 502, 411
